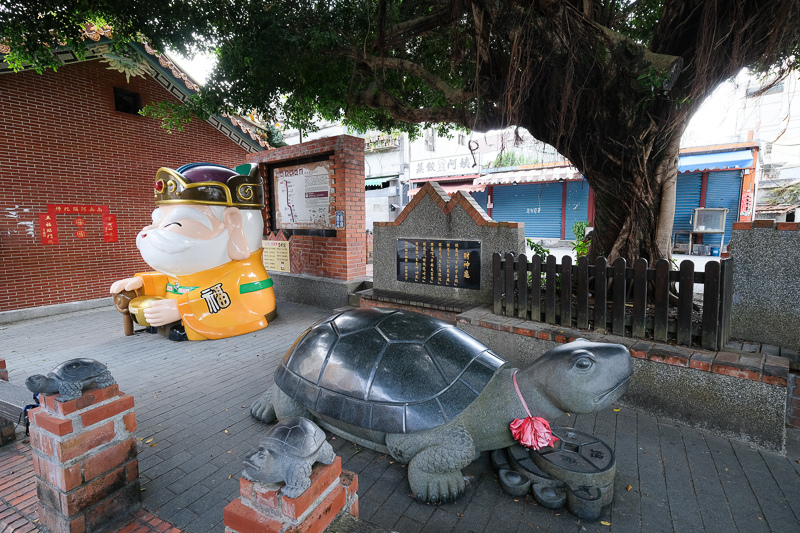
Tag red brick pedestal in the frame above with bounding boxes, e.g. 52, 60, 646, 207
29, 384, 140, 533
224, 456, 358, 533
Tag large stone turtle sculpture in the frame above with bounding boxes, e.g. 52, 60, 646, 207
242, 417, 336, 498
251, 308, 633, 503
25, 358, 116, 402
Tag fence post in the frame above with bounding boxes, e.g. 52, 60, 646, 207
612, 258, 627, 336
530, 255, 542, 322
493, 253, 502, 315
593, 257, 608, 333
632, 258, 648, 338
654, 259, 671, 342
719, 258, 733, 348
560, 256, 573, 327
702, 261, 721, 350
505, 252, 516, 317
677, 261, 694, 346
517, 255, 529, 320
576, 257, 589, 330
545, 255, 557, 324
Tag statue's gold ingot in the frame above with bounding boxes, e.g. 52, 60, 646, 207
128, 296, 167, 327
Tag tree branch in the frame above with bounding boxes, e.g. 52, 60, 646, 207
341, 49, 476, 105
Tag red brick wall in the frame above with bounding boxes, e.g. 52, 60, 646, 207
0, 59, 250, 312
248, 136, 366, 280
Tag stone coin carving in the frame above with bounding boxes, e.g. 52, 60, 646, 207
242, 417, 336, 498
25, 358, 116, 402
251, 308, 633, 504
493, 427, 616, 521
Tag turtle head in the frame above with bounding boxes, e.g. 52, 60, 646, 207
241, 443, 278, 484
25, 374, 52, 394
517, 339, 633, 416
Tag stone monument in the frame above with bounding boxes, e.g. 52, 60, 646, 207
372, 182, 525, 306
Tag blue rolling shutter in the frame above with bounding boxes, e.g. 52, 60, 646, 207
471, 188, 489, 211
703, 170, 742, 247
492, 182, 563, 239
564, 180, 590, 239
673, 173, 702, 243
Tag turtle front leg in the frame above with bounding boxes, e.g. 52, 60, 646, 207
281, 460, 312, 498
251, 383, 311, 423
389, 425, 475, 504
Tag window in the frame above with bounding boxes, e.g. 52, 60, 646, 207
424, 129, 436, 151
114, 87, 142, 115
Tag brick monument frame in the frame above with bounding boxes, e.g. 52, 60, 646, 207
247, 135, 367, 282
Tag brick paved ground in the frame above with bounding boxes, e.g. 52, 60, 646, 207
1, 302, 799, 532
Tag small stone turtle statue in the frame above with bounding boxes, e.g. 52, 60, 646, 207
25, 358, 116, 402
242, 417, 336, 498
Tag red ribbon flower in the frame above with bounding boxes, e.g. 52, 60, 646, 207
510, 370, 559, 450
510, 416, 558, 450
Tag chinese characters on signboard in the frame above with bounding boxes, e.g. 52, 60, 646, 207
273, 161, 333, 230
396, 239, 480, 290
261, 240, 291, 272
411, 154, 481, 181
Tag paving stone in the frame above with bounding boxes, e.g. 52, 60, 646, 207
658, 422, 703, 526
4, 302, 800, 533
682, 427, 738, 532
704, 433, 769, 533
732, 441, 800, 532
391, 515, 424, 533
637, 415, 672, 533
420, 508, 459, 533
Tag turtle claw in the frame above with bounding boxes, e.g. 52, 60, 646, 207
251, 390, 277, 423
410, 471, 466, 504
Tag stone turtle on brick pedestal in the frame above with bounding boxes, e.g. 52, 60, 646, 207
25, 358, 116, 402
242, 416, 336, 498
252, 308, 633, 504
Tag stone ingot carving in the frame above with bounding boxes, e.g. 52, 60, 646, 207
242, 417, 336, 498
25, 358, 116, 402
251, 308, 633, 504
492, 427, 616, 521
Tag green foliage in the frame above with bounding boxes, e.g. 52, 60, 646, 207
571, 239, 588, 259
526, 238, 550, 261
525, 238, 551, 289
571, 220, 588, 241
491, 150, 540, 168
763, 182, 800, 206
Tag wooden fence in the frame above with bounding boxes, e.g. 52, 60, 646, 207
492, 253, 733, 351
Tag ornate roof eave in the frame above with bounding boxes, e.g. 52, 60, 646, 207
0, 29, 271, 153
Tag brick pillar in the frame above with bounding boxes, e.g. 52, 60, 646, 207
224, 456, 358, 533
29, 384, 140, 533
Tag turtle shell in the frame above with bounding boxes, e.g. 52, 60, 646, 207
261, 417, 327, 459
51, 358, 107, 381
274, 308, 505, 434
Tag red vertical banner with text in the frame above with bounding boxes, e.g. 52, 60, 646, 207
39, 213, 59, 244
102, 214, 118, 242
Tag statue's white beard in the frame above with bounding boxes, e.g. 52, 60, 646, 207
137, 228, 231, 277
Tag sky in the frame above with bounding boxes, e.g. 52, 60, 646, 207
167, 50, 755, 149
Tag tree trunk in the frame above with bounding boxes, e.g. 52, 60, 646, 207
581, 123, 686, 266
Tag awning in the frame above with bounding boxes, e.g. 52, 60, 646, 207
475, 167, 582, 186
365, 177, 394, 186
408, 183, 486, 196
678, 150, 753, 173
